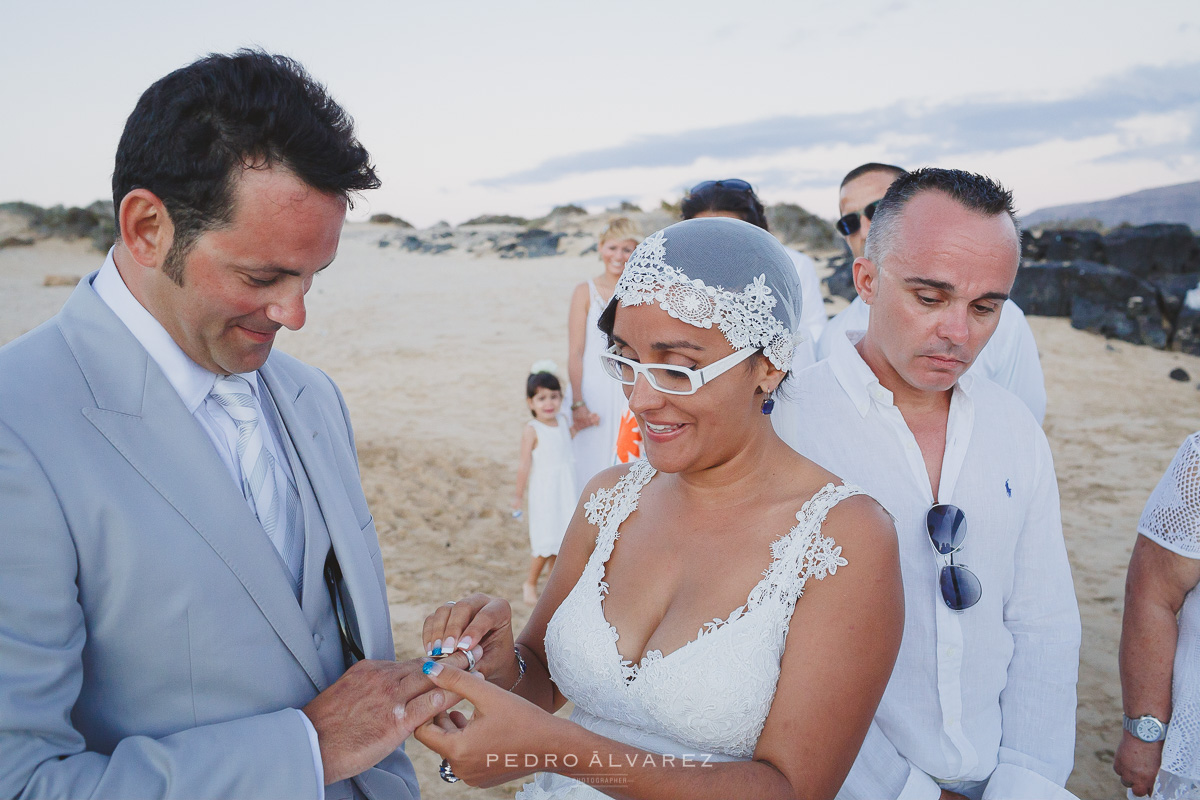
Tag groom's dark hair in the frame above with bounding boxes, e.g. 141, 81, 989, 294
112, 49, 379, 283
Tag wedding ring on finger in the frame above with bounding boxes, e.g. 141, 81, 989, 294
439, 758, 459, 783
463, 647, 477, 672
444, 600, 456, 606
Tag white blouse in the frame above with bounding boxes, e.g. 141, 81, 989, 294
1137, 433, 1200, 796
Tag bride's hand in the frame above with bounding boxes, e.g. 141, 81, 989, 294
416, 662, 567, 788
422, 593, 518, 689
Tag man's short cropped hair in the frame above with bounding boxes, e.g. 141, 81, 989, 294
839, 162, 907, 189
112, 49, 380, 283
864, 167, 1019, 267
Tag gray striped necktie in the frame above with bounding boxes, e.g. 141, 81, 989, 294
210, 374, 303, 593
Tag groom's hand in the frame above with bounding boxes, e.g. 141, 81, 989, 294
302, 654, 476, 785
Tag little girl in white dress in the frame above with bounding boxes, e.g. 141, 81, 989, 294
513, 364, 578, 605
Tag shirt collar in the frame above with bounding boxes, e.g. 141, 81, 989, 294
91, 248, 258, 412
826, 328, 976, 417
827, 329, 889, 417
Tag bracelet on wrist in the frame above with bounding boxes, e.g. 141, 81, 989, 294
510, 645, 527, 691
571, 400, 587, 410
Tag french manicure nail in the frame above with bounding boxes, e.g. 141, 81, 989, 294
457, 636, 473, 650
423, 660, 443, 676
444, 637, 456, 652
424, 643, 432, 656
432, 639, 443, 656
471, 645, 483, 661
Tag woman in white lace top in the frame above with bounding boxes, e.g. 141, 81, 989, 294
1117, 432, 1200, 800
414, 219, 903, 799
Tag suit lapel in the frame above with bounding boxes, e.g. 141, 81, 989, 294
261, 361, 392, 661
60, 280, 327, 691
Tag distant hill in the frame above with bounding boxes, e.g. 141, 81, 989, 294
1022, 181, 1200, 230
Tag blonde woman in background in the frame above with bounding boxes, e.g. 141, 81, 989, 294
568, 217, 643, 487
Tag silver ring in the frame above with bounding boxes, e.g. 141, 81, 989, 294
439, 758, 459, 783
444, 601, 456, 606
464, 648, 477, 671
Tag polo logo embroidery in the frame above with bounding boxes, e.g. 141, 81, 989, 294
1005, 479, 1012, 497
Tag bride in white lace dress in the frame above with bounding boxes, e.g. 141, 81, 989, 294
414, 218, 904, 799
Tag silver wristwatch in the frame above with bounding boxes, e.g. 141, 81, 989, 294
1123, 713, 1168, 742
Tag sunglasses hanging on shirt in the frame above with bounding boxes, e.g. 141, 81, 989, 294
926, 503, 982, 611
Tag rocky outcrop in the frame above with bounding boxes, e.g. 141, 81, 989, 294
1014, 224, 1200, 351
1102, 224, 1199, 277
824, 256, 857, 302
0, 200, 115, 252
766, 203, 838, 251
369, 213, 413, 227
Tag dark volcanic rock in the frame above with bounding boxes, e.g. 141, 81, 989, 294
1170, 367, 1191, 382
1011, 260, 1082, 316
1103, 224, 1199, 277
1175, 300, 1200, 356
1069, 263, 1169, 347
1153, 273, 1200, 327
1071, 296, 1169, 348
1039, 229, 1105, 262
499, 229, 563, 259
823, 256, 857, 302
399, 235, 453, 254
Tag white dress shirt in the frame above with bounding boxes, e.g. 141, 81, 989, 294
91, 250, 325, 792
787, 247, 828, 347
782, 331, 1081, 800
813, 297, 1047, 424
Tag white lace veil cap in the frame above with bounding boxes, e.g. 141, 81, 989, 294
612, 217, 804, 371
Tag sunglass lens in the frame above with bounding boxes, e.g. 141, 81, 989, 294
863, 201, 878, 221
836, 213, 860, 237
940, 564, 982, 610
927, 504, 966, 555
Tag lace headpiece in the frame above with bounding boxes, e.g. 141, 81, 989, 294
613, 218, 803, 371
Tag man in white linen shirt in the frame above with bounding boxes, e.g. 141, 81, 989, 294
816, 163, 1047, 424
785, 168, 1081, 800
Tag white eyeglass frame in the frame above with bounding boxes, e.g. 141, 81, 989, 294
600, 345, 759, 396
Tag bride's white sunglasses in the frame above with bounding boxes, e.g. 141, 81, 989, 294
599, 345, 759, 396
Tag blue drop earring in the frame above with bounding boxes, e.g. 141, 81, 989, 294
761, 390, 775, 415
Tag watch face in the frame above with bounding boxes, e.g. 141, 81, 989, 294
1136, 717, 1163, 741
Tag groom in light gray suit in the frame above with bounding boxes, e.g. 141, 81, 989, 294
0, 51, 471, 799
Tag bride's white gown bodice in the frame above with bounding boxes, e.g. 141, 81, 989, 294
517, 460, 862, 798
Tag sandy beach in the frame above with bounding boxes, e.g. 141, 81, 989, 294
4, 226, 1199, 799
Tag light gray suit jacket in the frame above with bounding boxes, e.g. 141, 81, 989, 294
0, 275, 419, 799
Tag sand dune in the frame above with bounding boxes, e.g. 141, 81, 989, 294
4, 226, 1199, 799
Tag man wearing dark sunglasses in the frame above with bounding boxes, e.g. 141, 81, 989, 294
782, 169, 1081, 800
837, 163, 906, 260
816, 163, 1048, 426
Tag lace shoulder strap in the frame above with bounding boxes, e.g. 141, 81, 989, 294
583, 461, 656, 557
751, 482, 864, 608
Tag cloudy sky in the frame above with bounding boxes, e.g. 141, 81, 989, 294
2, 0, 1198, 226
